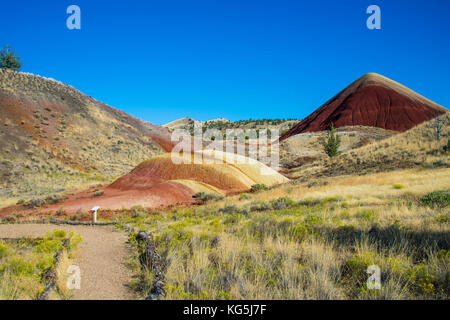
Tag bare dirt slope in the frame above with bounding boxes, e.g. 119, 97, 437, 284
281, 73, 448, 140
0, 224, 136, 300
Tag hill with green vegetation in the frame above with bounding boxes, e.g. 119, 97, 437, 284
164, 117, 299, 137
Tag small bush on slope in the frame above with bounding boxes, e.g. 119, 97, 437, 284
193, 192, 224, 203
250, 184, 269, 193
420, 190, 450, 209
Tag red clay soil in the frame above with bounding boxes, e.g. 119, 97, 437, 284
0, 180, 197, 218
280, 73, 448, 141
0, 152, 262, 218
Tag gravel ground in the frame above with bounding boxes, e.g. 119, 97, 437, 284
0, 224, 137, 300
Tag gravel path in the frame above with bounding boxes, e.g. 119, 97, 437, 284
0, 224, 137, 300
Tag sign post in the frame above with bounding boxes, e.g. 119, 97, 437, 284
91, 206, 100, 223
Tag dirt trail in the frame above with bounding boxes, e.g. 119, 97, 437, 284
0, 224, 136, 300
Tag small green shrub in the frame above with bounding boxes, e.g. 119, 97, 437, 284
420, 190, 450, 208
270, 197, 295, 210
25, 198, 46, 209
434, 213, 448, 224
357, 210, 377, 222
249, 201, 271, 212
0, 243, 7, 258
51, 230, 67, 238
298, 198, 322, 207
193, 192, 224, 203
393, 184, 405, 190
322, 196, 343, 203
339, 210, 350, 219
250, 184, 269, 193
131, 205, 148, 218
289, 223, 310, 241
219, 204, 238, 214
93, 190, 104, 197
45, 194, 65, 204
1, 257, 34, 276
239, 193, 251, 200
304, 214, 324, 225
346, 252, 378, 275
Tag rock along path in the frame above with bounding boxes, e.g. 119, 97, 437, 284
0, 224, 136, 300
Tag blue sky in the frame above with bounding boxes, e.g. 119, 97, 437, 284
1, 0, 449, 125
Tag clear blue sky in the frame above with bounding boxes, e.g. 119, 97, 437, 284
1, 0, 449, 125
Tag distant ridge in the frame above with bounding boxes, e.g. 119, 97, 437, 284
163, 117, 230, 131
163, 117, 196, 130
280, 73, 448, 140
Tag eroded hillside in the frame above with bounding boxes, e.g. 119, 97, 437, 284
0, 70, 171, 205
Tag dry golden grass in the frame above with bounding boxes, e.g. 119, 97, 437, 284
217, 167, 450, 209
124, 164, 449, 300
52, 249, 76, 300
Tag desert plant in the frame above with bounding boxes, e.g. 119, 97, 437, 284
270, 197, 295, 210
239, 193, 251, 200
323, 123, 341, 158
93, 190, 104, 197
219, 204, 238, 214
193, 192, 224, 203
55, 207, 66, 217
250, 184, 269, 193
25, 198, 46, 209
249, 201, 272, 212
0, 45, 22, 71
420, 190, 450, 209
45, 194, 65, 204
444, 138, 450, 153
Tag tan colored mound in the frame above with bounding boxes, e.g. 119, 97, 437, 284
110, 150, 288, 194
171, 180, 225, 195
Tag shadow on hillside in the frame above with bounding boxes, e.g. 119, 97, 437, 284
317, 224, 450, 260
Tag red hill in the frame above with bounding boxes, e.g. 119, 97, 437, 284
280, 73, 448, 140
